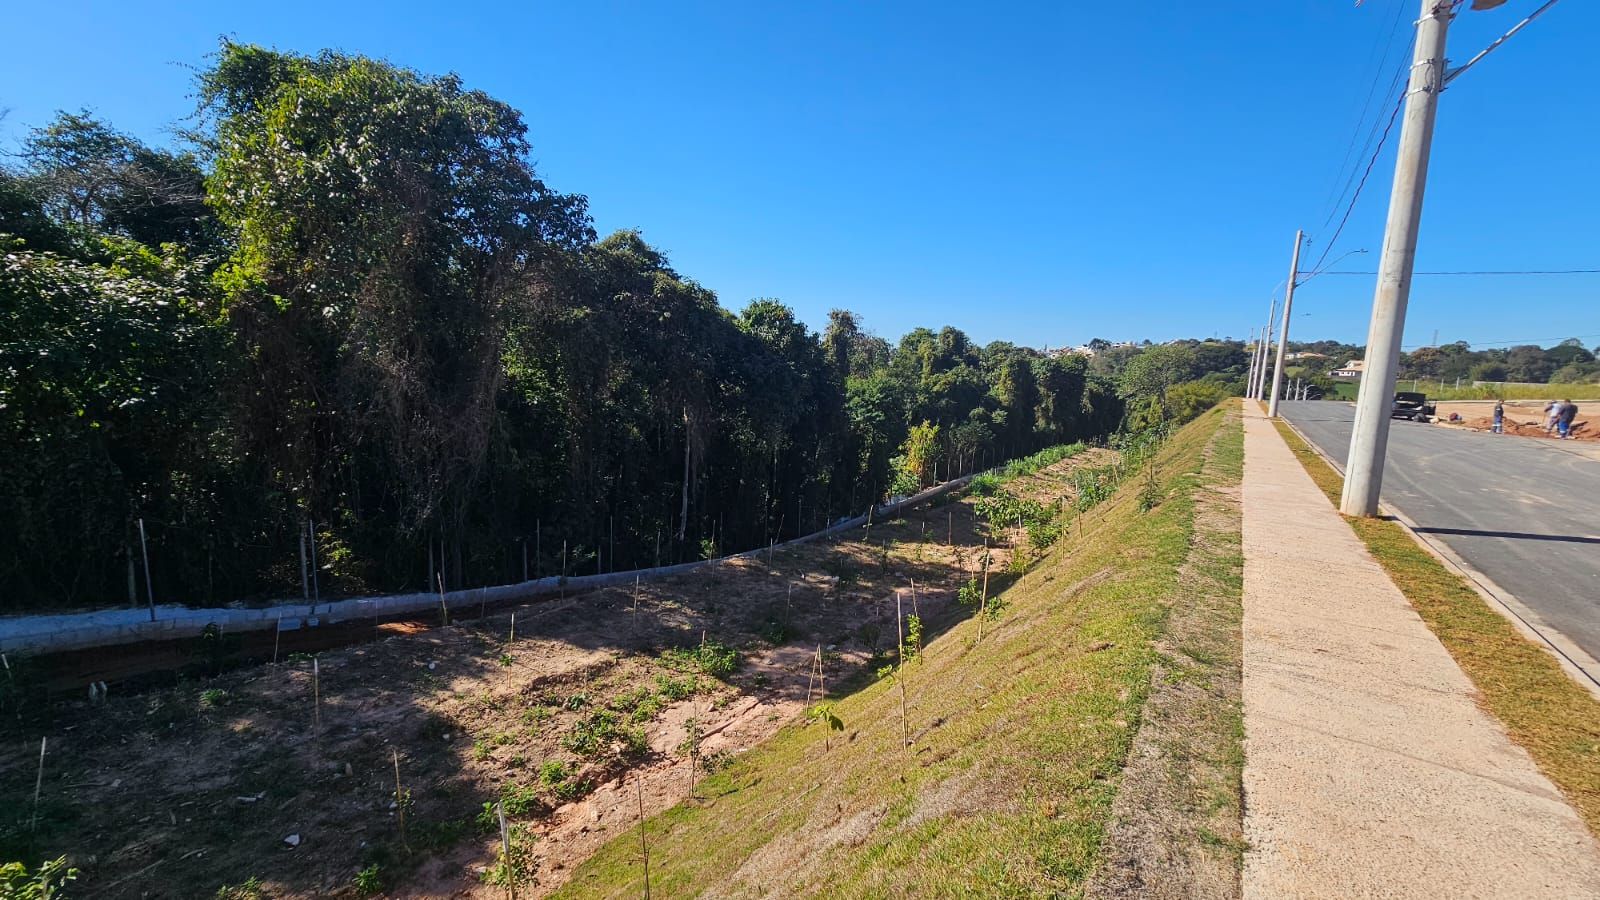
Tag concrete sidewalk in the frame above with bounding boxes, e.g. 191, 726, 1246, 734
1241, 406, 1600, 898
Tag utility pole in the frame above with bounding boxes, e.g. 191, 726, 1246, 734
1253, 298, 1277, 400
1245, 328, 1258, 397
1342, 0, 1451, 517
1268, 230, 1305, 417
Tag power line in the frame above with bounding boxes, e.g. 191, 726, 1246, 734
1307, 89, 1406, 275
1319, 268, 1600, 276
1319, 0, 1413, 221
1401, 332, 1600, 350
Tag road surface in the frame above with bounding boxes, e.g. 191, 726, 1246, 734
1277, 401, 1600, 680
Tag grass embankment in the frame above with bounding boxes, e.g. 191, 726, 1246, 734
558, 406, 1241, 898
1273, 419, 1600, 837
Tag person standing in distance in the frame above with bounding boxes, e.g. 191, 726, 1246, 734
1557, 399, 1578, 439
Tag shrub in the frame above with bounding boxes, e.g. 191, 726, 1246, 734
660, 641, 738, 677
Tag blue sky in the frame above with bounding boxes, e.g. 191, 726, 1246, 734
3, 1, 1595, 349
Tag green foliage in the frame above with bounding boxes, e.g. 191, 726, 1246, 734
806, 702, 845, 733
213, 877, 265, 900
562, 709, 647, 760
660, 641, 739, 677
354, 864, 384, 897
198, 688, 230, 709
0, 857, 78, 899
956, 577, 982, 608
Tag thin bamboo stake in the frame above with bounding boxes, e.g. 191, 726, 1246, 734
896, 591, 908, 751
978, 539, 990, 642
272, 617, 282, 665
636, 779, 651, 900
308, 518, 320, 611
509, 612, 516, 645
633, 576, 641, 631
138, 517, 155, 622
312, 657, 321, 731
498, 800, 514, 900
437, 573, 450, 625
393, 749, 410, 852
31, 736, 46, 833
910, 579, 922, 659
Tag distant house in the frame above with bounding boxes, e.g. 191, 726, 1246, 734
1287, 351, 1328, 362
1331, 359, 1365, 379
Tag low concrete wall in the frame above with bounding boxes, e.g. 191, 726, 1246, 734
0, 473, 974, 656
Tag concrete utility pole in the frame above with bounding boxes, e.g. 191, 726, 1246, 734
1268, 230, 1304, 417
1245, 328, 1258, 397
1341, 0, 1451, 517
1253, 298, 1277, 400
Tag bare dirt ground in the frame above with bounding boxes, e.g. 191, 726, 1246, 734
1432, 400, 1594, 442
0, 452, 1108, 899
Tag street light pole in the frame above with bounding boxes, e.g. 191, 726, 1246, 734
1268, 230, 1305, 417
1254, 298, 1277, 400
1342, 0, 1452, 517
1245, 327, 1258, 397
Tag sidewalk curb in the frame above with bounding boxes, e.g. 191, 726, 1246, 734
1273, 412, 1600, 702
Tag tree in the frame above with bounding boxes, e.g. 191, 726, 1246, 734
201, 42, 592, 563
1118, 344, 1198, 404
17, 111, 218, 250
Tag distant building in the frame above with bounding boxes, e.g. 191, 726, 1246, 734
1056, 341, 1137, 358
1331, 359, 1365, 379
1287, 351, 1328, 362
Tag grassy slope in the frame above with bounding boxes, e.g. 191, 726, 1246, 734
1272, 419, 1600, 838
556, 407, 1236, 899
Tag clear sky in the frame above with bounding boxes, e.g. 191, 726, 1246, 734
3, 1, 1595, 350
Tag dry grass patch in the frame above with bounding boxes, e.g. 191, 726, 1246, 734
1272, 419, 1600, 838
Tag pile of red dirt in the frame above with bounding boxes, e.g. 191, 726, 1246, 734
1462, 417, 1595, 442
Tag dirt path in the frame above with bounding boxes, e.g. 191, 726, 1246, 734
1240, 405, 1600, 898
1087, 409, 1244, 900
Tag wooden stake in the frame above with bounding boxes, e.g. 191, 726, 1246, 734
393, 749, 410, 852
947, 509, 953, 547
498, 800, 514, 900
437, 573, 450, 625
31, 736, 46, 833
633, 576, 641, 631
308, 518, 320, 611
978, 539, 990, 642
910, 579, 922, 659
636, 779, 651, 900
896, 590, 908, 751
509, 612, 516, 645
312, 657, 321, 731
138, 517, 155, 622
272, 617, 282, 665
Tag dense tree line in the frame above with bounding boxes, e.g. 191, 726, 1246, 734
0, 43, 1128, 612
1274, 338, 1600, 388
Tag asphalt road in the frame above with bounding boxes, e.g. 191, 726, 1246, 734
1277, 401, 1600, 670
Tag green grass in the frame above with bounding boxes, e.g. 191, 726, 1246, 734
553, 407, 1238, 898
1272, 418, 1600, 838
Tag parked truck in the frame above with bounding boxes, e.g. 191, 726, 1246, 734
1391, 391, 1437, 422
